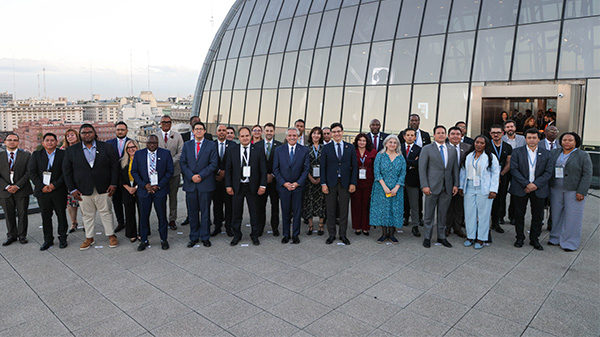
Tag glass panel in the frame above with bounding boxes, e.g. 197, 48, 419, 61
217, 30, 233, 60
343, 0, 360, 7
385, 85, 411, 134
244, 90, 261, 125
390, 37, 417, 84
310, 48, 330, 87
310, 0, 327, 13
240, 25, 259, 57
442, 31, 475, 82
280, 52, 298, 88
326, 0, 343, 10
473, 27, 515, 81
448, 0, 480, 32
415, 34, 445, 83
367, 41, 393, 85
301, 13, 323, 50
438, 83, 469, 128
200, 91, 209, 123
229, 27, 245, 57
342, 87, 363, 133
583, 79, 600, 146
286, 16, 307, 52
234, 57, 251, 90
264, 0, 284, 23
411, 84, 439, 134
279, 0, 298, 20
397, 0, 425, 39
229, 90, 245, 125
352, 2, 378, 44
519, 0, 563, 24
512, 21, 560, 80
227, 6, 242, 30
316, 10, 339, 47
479, 0, 519, 28
270, 19, 292, 54
290, 88, 308, 127
326, 46, 350, 86
218, 90, 232, 125
254, 22, 275, 56
346, 43, 370, 86
374, 0, 402, 42
237, 0, 256, 28
306, 88, 325, 127
421, 0, 452, 36
264, 53, 284, 89
295, 50, 313, 87
208, 91, 222, 125
249, 0, 269, 25
565, 0, 600, 18
248, 55, 267, 89
558, 16, 600, 78
260, 89, 277, 125
322, 87, 343, 127
362, 86, 387, 133
296, 0, 311, 16
222, 59, 237, 90
276, 89, 292, 127
333, 6, 358, 46
211, 60, 225, 90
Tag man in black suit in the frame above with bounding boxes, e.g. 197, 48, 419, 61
488, 124, 512, 234
0, 133, 33, 246
28, 133, 69, 250
255, 122, 282, 236
225, 127, 267, 246
182, 116, 214, 142
368, 118, 389, 152
63, 124, 120, 250
455, 121, 474, 145
106, 121, 130, 232
445, 126, 470, 238
211, 124, 235, 237
401, 128, 422, 237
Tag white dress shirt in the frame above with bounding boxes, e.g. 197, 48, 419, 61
527, 146, 538, 182
415, 129, 423, 147
450, 143, 461, 166
240, 145, 250, 183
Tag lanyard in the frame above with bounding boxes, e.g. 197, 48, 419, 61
241, 147, 249, 166
312, 144, 320, 158
492, 142, 502, 159
359, 155, 366, 166
557, 149, 575, 167
472, 153, 482, 171
527, 149, 537, 170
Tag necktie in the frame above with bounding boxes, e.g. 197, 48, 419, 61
455, 145, 460, 165
550, 142, 554, 150
243, 147, 248, 167
374, 135, 378, 150
336, 142, 342, 161
406, 145, 410, 157
118, 139, 124, 157
266, 142, 272, 160
290, 146, 295, 162
439, 145, 445, 168
9, 152, 14, 171
219, 142, 224, 159
164, 132, 168, 144
149, 152, 156, 174
196, 141, 201, 159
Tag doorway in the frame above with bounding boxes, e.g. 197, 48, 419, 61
481, 97, 557, 134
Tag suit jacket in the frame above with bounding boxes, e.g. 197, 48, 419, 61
224, 143, 267, 194
182, 131, 213, 142
119, 160, 138, 203
63, 141, 119, 196
254, 139, 283, 174
180, 138, 218, 193
447, 142, 471, 167
131, 148, 174, 199
462, 136, 474, 145
418, 142, 459, 195
272, 144, 310, 187
28, 148, 66, 198
549, 148, 593, 196
320, 141, 358, 188
155, 130, 184, 176
369, 132, 389, 152
0, 150, 33, 198
400, 129, 431, 147
541, 138, 561, 151
214, 139, 235, 172
106, 137, 131, 158
401, 143, 421, 187
509, 146, 553, 198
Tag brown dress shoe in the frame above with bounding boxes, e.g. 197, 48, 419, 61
80, 238, 95, 250
109, 235, 119, 248
168, 221, 177, 230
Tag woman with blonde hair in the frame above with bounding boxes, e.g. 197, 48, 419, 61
120, 139, 142, 242
61, 129, 82, 233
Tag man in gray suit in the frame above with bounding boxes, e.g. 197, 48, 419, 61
155, 115, 184, 230
418, 126, 459, 248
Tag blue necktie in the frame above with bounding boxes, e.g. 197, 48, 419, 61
439, 145, 445, 168
290, 146, 294, 162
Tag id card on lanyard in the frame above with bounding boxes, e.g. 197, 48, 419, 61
150, 173, 159, 185
528, 151, 537, 182
358, 156, 367, 180
43, 171, 52, 185
312, 145, 320, 177
555, 150, 575, 179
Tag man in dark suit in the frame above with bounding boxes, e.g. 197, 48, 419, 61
401, 128, 422, 237
455, 121, 474, 145
273, 127, 310, 244
28, 133, 69, 250
509, 128, 553, 250
63, 124, 120, 250
106, 121, 130, 233
225, 127, 267, 246
445, 126, 470, 238
255, 122, 283, 236
131, 135, 174, 251
182, 116, 214, 142
488, 125, 512, 234
0, 133, 33, 246
321, 123, 357, 245
211, 124, 235, 237
180, 121, 218, 248
368, 118, 389, 152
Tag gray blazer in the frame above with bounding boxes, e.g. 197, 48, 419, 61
155, 130, 184, 176
549, 148, 593, 196
418, 142, 459, 195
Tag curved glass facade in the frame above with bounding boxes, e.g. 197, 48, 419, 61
193, 0, 599, 142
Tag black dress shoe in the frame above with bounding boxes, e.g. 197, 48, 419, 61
362, 231, 369, 236
59, 240, 68, 249
161, 240, 170, 250
2, 237, 17, 246
292, 236, 300, 244
187, 240, 199, 248
499, 218, 505, 224
227, 230, 234, 237
137, 241, 148, 251
317, 229, 324, 236
514, 239, 524, 248
437, 239, 452, 248
530, 241, 543, 250
210, 229, 221, 237
340, 236, 350, 245
423, 239, 431, 248
354, 231, 361, 236
412, 226, 421, 237
202, 240, 211, 247
563, 248, 575, 252
325, 236, 335, 244
230, 238, 240, 246
307, 229, 313, 236
181, 217, 189, 226
168, 221, 177, 230
252, 237, 260, 246
40, 242, 53, 251
18, 237, 28, 244
114, 224, 125, 233
493, 225, 505, 233
272, 228, 280, 237
281, 236, 290, 244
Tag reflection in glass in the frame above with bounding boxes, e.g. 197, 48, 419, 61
287, 16, 308, 52
373, 0, 402, 42
473, 27, 515, 81
276, 89, 292, 127
367, 41, 393, 85
397, 0, 425, 39
564, 0, 600, 18
385, 85, 411, 134
519, 0, 563, 24
479, 0, 519, 28
222, 59, 237, 90
513, 21, 560, 80
200, 91, 210, 122
421, 0, 451, 36
442, 31, 475, 82
211, 60, 225, 90
254, 22, 275, 56
352, 2, 379, 44
346, 43, 370, 86
327, 46, 350, 86
260, 90, 278, 125
271, 19, 292, 54
302, 13, 323, 50
229, 28, 246, 57
234, 58, 251, 90
263, 53, 284, 89
209, 91, 222, 124
317, 10, 339, 48
438, 84, 469, 127
333, 6, 359, 46
280, 52, 299, 88
310, 48, 331, 87
390, 38, 417, 84
448, 0, 480, 32
323, 87, 343, 127
306, 88, 325, 127
295, 50, 314, 87
582, 79, 600, 146
219, 91, 232, 125
237, 0, 256, 28
248, 55, 267, 89
362, 86, 387, 132
411, 84, 439, 133
342, 87, 364, 132
415, 35, 445, 83
558, 17, 600, 78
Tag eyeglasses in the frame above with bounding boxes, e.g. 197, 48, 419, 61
126, 146, 137, 149
194, 128, 205, 131
161, 121, 172, 124
252, 129, 262, 132
80, 131, 93, 135
490, 131, 502, 134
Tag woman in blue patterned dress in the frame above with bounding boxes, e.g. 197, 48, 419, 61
370, 135, 406, 244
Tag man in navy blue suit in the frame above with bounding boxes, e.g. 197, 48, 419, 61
131, 135, 173, 251
106, 121, 131, 232
321, 123, 357, 245
273, 127, 310, 244
180, 121, 218, 248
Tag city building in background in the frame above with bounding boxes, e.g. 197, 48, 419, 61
0, 91, 13, 103
0, 98, 83, 131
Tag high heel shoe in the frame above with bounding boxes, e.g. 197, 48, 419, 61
307, 225, 313, 235
317, 224, 324, 236
68, 223, 78, 233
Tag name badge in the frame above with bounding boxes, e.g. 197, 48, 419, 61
312, 166, 320, 178
243, 166, 251, 178
359, 168, 367, 180
43, 171, 52, 185
150, 173, 158, 185
9, 172, 14, 184
555, 167, 564, 179
473, 176, 481, 187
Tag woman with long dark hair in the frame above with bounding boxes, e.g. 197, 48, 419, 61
61, 129, 81, 233
302, 126, 326, 235
351, 133, 376, 236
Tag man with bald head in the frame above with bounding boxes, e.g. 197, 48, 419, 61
541, 125, 560, 231
211, 124, 235, 236
368, 119, 389, 152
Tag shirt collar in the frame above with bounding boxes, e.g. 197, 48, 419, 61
528, 146, 538, 153
83, 141, 96, 149
46, 149, 56, 155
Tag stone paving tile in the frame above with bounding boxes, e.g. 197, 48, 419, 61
229, 311, 300, 336
363, 278, 423, 308
300, 279, 361, 309
454, 309, 526, 336
195, 293, 263, 329
405, 293, 470, 326
72, 313, 147, 337
379, 310, 450, 336
54, 297, 122, 331
337, 294, 402, 327
0, 312, 71, 337
237, 280, 298, 310
304, 310, 377, 337
267, 294, 331, 328
126, 295, 192, 331
473, 291, 541, 325
150, 312, 227, 336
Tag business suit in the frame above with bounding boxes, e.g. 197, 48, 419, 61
180, 138, 218, 242
63, 141, 119, 238
183, 131, 213, 142
131, 148, 174, 243
225, 143, 267, 241
488, 141, 513, 229
401, 143, 421, 230
445, 142, 471, 236
0, 150, 33, 240
155, 130, 184, 224
400, 129, 431, 148
320, 141, 358, 239
119, 159, 141, 240
462, 136, 474, 145
418, 142, 459, 241
369, 132, 389, 152
212, 139, 235, 236
509, 146, 553, 245
106, 137, 131, 228
28, 148, 68, 244
255, 139, 283, 234
273, 143, 310, 238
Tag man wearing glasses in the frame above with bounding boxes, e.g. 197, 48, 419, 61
488, 125, 512, 235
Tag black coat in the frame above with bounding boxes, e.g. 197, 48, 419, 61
224, 143, 267, 194
63, 141, 119, 195
254, 139, 283, 174
401, 143, 421, 187
28, 149, 67, 198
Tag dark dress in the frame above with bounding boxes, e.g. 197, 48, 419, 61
120, 159, 141, 239
302, 144, 326, 220
351, 148, 376, 231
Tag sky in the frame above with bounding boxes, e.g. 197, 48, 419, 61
0, 0, 237, 101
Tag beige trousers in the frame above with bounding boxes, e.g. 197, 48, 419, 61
80, 188, 115, 238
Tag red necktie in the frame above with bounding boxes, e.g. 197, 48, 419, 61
196, 141, 201, 159
164, 133, 168, 144
374, 135, 378, 149
406, 145, 410, 157
9, 152, 14, 170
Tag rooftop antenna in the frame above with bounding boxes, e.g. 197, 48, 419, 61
147, 50, 150, 90
129, 49, 134, 97
37, 74, 40, 98
43, 67, 47, 98
12, 56, 16, 100
90, 61, 93, 99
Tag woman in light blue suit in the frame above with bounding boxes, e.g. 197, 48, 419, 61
459, 136, 500, 249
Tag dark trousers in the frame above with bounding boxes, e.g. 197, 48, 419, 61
111, 186, 125, 226
513, 193, 545, 242
325, 180, 350, 237
231, 184, 260, 240
445, 194, 465, 232
0, 195, 29, 239
258, 180, 280, 233
139, 194, 168, 242
351, 186, 370, 231
491, 174, 510, 225
187, 190, 212, 241
37, 192, 68, 243
278, 186, 303, 238
212, 180, 232, 233
123, 197, 140, 239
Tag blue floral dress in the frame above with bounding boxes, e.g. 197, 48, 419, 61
370, 152, 406, 228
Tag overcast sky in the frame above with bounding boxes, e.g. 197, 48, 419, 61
0, 0, 236, 101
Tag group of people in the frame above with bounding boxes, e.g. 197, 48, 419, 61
0, 113, 592, 253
